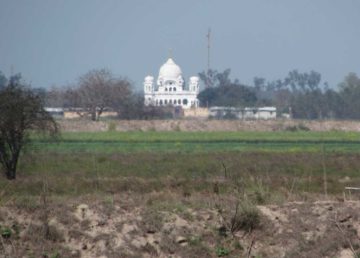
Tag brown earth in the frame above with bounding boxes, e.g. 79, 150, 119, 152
59, 119, 360, 132
2, 119, 360, 257
1, 193, 360, 258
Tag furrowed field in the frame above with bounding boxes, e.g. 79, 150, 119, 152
2, 129, 360, 257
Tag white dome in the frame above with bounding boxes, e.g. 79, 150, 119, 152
190, 76, 199, 82
159, 58, 182, 79
145, 75, 154, 82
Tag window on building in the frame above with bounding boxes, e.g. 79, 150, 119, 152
183, 99, 188, 105
173, 87, 176, 91
169, 87, 172, 91
169, 99, 172, 104
159, 100, 163, 105
165, 99, 168, 105
178, 99, 181, 104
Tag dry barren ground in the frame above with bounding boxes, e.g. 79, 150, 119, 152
59, 119, 360, 132
1, 193, 360, 258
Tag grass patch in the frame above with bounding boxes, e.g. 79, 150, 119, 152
0, 151, 357, 201
0, 131, 359, 204
27, 131, 360, 153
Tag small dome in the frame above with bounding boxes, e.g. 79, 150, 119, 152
145, 75, 154, 81
190, 76, 199, 82
159, 58, 182, 79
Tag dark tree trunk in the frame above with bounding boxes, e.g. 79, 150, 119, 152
91, 107, 96, 121
96, 108, 104, 121
5, 169, 16, 180
4, 158, 17, 180
1, 146, 20, 180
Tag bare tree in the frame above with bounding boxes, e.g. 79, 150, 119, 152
45, 86, 67, 107
75, 69, 131, 121
0, 75, 58, 180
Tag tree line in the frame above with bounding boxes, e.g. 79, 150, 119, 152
198, 69, 360, 119
45, 69, 173, 121
3, 68, 360, 122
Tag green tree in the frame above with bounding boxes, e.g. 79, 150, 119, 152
322, 88, 344, 119
253, 77, 266, 91
0, 71, 6, 89
258, 70, 332, 119
198, 69, 232, 88
0, 74, 58, 180
283, 70, 321, 92
198, 69, 257, 107
339, 73, 360, 119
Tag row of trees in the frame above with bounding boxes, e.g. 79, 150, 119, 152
198, 69, 257, 107
198, 69, 360, 120
46, 69, 173, 120
13, 67, 360, 121
46, 69, 132, 120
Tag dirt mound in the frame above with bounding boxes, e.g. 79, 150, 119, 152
1, 194, 359, 257
59, 119, 360, 132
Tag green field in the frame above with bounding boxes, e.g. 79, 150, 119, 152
1, 130, 359, 202
29, 131, 360, 153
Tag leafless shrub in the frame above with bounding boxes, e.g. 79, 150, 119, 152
0, 77, 58, 180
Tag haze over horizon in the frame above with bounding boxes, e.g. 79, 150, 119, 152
1, 0, 359, 90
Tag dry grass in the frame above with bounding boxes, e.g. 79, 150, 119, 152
58, 119, 360, 132
1, 151, 359, 203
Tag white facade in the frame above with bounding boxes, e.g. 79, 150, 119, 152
144, 58, 199, 109
209, 106, 277, 120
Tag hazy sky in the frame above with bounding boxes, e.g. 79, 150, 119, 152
0, 0, 359, 90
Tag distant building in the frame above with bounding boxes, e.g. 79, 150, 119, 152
209, 106, 277, 120
144, 58, 200, 109
183, 108, 210, 119
45, 107, 117, 119
45, 107, 64, 118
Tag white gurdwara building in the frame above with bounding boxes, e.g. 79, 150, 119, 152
144, 58, 200, 109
